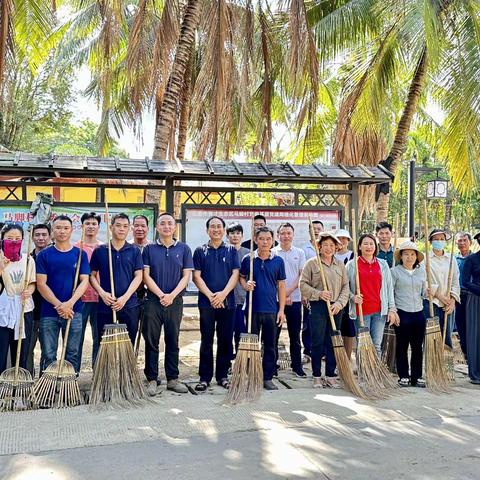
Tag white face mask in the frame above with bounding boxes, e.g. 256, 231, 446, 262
431, 240, 446, 250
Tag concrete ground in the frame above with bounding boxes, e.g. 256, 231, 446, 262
1, 313, 479, 479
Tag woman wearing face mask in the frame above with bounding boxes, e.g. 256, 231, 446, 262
0, 223, 36, 374
346, 233, 398, 357
424, 229, 459, 349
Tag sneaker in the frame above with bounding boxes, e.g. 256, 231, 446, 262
147, 380, 157, 397
415, 378, 426, 388
293, 368, 307, 378
263, 380, 278, 391
167, 379, 188, 394
398, 377, 410, 387
302, 355, 311, 364
313, 376, 323, 389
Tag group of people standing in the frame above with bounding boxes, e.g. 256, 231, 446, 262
0, 212, 478, 398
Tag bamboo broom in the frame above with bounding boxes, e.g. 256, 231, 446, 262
381, 213, 399, 373
423, 201, 450, 392
33, 225, 85, 408
225, 218, 263, 405
351, 209, 398, 398
442, 233, 456, 381
308, 219, 366, 399
89, 203, 147, 407
0, 226, 37, 411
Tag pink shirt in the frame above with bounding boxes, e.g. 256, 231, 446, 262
75, 241, 102, 303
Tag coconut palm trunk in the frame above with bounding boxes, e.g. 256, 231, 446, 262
153, 0, 201, 160
0, 0, 11, 93
376, 47, 428, 222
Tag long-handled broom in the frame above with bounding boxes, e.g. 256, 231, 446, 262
225, 219, 263, 405
33, 226, 85, 408
308, 219, 366, 399
351, 209, 398, 397
381, 213, 399, 373
442, 233, 455, 382
423, 202, 450, 392
0, 227, 37, 411
89, 203, 146, 407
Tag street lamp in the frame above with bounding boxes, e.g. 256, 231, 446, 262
426, 178, 448, 199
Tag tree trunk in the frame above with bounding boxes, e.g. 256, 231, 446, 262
153, 0, 201, 160
177, 44, 194, 161
0, 0, 10, 94
376, 47, 428, 222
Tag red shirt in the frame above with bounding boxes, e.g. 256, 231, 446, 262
357, 256, 382, 316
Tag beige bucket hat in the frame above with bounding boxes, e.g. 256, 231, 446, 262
394, 240, 424, 264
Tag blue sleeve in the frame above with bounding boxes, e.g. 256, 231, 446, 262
277, 258, 286, 281
142, 245, 150, 267
134, 248, 143, 271
35, 250, 48, 275
462, 256, 480, 296
90, 248, 100, 272
231, 247, 240, 269
183, 245, 194, 270
80, 250, 90, 275
193, 247, 203, 271
240, 256, 249, 278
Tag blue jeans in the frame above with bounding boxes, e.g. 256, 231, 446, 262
39, 312, 83, 374
78, 302, 99, 370
355, 312, 384, 357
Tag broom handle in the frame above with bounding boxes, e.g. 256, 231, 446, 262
393, 213, 399, 251
247, 218, 254, 333
105, 202, 118, 324
58, 224, 85, 371
14, 226, 33, 379
443, 233, 455, 346
308, 219, 337, 330
351, 208, 365, 327
423, 201, 435, 318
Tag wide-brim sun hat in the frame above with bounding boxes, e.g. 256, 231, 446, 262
317, 231, 342, 246
428, 228, 452, 241
334, 228, 352, 240
394, 240, 424, 263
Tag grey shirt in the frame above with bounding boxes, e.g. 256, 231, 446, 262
391, 264, 427, 313
233, 246, 249, 305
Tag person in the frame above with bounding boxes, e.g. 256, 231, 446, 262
334, 228, 355, 359
299, 232, 349, 388
90, 213, 143, 348
26, 223, 51, 376
36, 215, 90, 374
376, 221, 394, 268
0, 223, 36, 374
391, 241, 427, 387
75, 212, 102, 371
241, 214, 278, 250
273, 222, 306, 376
346, 233, 398, 357
461, 232, 480, 384
455, 232, 472, 359
301, 220, 323, 364
226, 222, 249, 357
142, 213, 193, 395
131, 215, 150, 250
193, 216, 240, 391
423, 229, 459, 349
240, 226, 286, 390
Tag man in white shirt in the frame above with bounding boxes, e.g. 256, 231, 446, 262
273, 222, 307, 376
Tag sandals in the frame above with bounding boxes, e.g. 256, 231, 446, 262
313, 377, 323, 389
398, 377, 410, 387
195, 381, 209, 392
324, 377, 341, 389
218, 378, 230, 390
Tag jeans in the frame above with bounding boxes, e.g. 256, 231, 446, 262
77, 302, 99, 370
96, 306, 139, 349
0, 311, 34, 374
251, 312, 278, 381
231, 304, 246, 358
355, 312, 384, 357
302, 306, 311, 356
199, 307, 235, 383
143, 297, 183, 382
276, 302, 302, 371
310, 301, 342, 378
422, 300, 452, 348
39, 312, 83, 374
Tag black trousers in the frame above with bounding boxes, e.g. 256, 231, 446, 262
143, 297, 183, 382
276, 302, 302, 371
394, 309, 426, 384
96, 306, 139, 348
455, 291, 468, 357
252, 312, 277, 381
199, 307, 234, 383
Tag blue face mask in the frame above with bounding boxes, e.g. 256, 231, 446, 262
431, 240, 446, 251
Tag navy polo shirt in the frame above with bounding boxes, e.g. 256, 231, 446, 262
377, 246, 394, 268
90, 242, 143, 313
240, 252, 286, 314
143, 240, 194, 298
193, 242, 240, 309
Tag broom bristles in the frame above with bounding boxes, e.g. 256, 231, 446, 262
224, 333, 263, 405
89, 324, 146, 408
452, 333, 466, 365
424, 317, 451, 392
0, 367, 37, 411
357, 327, 398, 398
381, 324, 397, 374
331, 332, 368, 399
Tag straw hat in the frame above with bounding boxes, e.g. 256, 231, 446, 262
335, 228, 352, 240
317, 231, 342, 246
394, 240, 424, 263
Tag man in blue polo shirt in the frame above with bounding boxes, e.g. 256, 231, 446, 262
142, 212, 193, 396
241, 226, 286, 390
36, 215, 90, 374
193, 216, 240, 391
90, 213, 143, 348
